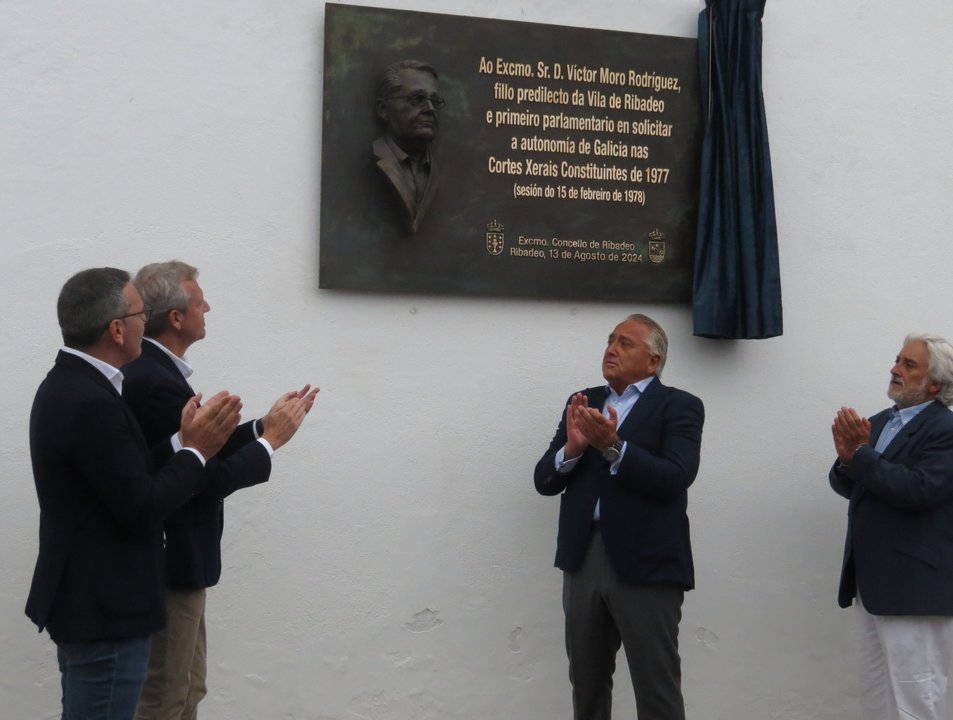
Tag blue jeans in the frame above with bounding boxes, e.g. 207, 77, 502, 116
56, 636, 151, 720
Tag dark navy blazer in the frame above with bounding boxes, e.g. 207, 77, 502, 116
830, 400, 953, 615
26, 351, 207, 641
122, 341, 271, 591
535, 378, 705, 589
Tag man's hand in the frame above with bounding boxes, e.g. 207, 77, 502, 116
261, 384, 320, 450
831, 406, 871, 464
563, 393, 589, 460
573, 403, 619, 452
179, 391, 243, 459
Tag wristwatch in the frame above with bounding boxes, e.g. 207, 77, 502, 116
603, 440, 624, 463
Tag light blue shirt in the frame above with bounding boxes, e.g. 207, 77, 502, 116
873, 399, 934, 453
554, 375, 656, 520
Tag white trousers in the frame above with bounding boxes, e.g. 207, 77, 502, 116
855, 598, 953, 720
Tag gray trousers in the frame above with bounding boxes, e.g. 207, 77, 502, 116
562, 528, 685, 720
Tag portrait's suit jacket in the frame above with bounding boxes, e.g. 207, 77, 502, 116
372, 136, 438, 234
534, 378, 705, 589
26, 351, 207, 642
122, 340, 271, 590
830, 399, 953, 615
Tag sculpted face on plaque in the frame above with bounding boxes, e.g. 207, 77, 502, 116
372, 60, 443, 234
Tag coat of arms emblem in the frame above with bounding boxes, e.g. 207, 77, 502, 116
486, 220, 504, 255
648, 228, 666, 265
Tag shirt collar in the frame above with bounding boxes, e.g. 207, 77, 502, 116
144, 337, 193, 379
893, 398, 934, 425
61, 346, 124, 394
607, 375, 655, 401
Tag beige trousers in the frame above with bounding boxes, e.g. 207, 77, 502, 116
135, 589, 207, 720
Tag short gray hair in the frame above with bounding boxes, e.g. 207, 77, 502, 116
627, 313, 668, 376
57, 267, 130, 349
376, 59, 438, 102
134, 260, 198, 337
905, 332, 953, 406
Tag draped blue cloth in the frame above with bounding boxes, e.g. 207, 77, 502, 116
693, 0, 782, 339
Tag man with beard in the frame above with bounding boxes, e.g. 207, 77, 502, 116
372, 59, 442, 234
830, 332, 953, 720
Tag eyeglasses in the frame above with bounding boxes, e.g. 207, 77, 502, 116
113, 306, 153, 324
385, 91, 446, 110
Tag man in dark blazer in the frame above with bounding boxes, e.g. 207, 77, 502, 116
830, 332, 953, 720
26, 267, 242, 720
535, 314, 704, 720
122, 261, 317, 720
372, 59, 441, 234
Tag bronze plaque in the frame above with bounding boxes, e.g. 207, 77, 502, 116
319, 4, 700, 302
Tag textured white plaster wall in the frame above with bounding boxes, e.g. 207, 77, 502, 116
4, 1, 953, 718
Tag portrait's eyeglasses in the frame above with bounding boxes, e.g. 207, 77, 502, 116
113, 306, 153, 324
386, 92, 446, 109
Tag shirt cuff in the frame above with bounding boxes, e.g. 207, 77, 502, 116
257, 437, 274, 457
170, 433, 206, 466
181, 447, 207, 466
608, 441, 627, 475
555, 446, 581, 473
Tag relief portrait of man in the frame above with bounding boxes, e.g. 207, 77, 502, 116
372, 60, 444, 235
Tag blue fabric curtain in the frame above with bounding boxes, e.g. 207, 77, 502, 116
693, 0, 782, 339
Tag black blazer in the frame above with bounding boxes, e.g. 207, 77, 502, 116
122, 341, 271, 590
535, 378, 704, 589
26, 351, 207, 642
830, 400, 953, 615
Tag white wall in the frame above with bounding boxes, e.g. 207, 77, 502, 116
3, 1, 953, 718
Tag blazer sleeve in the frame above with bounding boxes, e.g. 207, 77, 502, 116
534, 397, 574, 497
829, 461, 854, 499
204, 439, 272, 500
218, 419, 258, 459
615, 390, 704, 500
846, 429, 953, 510
127, 380, 270, 500
71, 394, 207, 534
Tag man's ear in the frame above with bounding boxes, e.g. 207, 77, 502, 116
105, 318, 124, 346
375, 98, 388, 122
168, 309, 184, 332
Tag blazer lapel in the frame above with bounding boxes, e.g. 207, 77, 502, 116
141, 341, 194, 395
56, 350, 121, 398
615, 377, 665, 439
55, 350, 152, 456
584, 386, 609, 410
373, 137, 417, 219
880, 401, 945, 461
